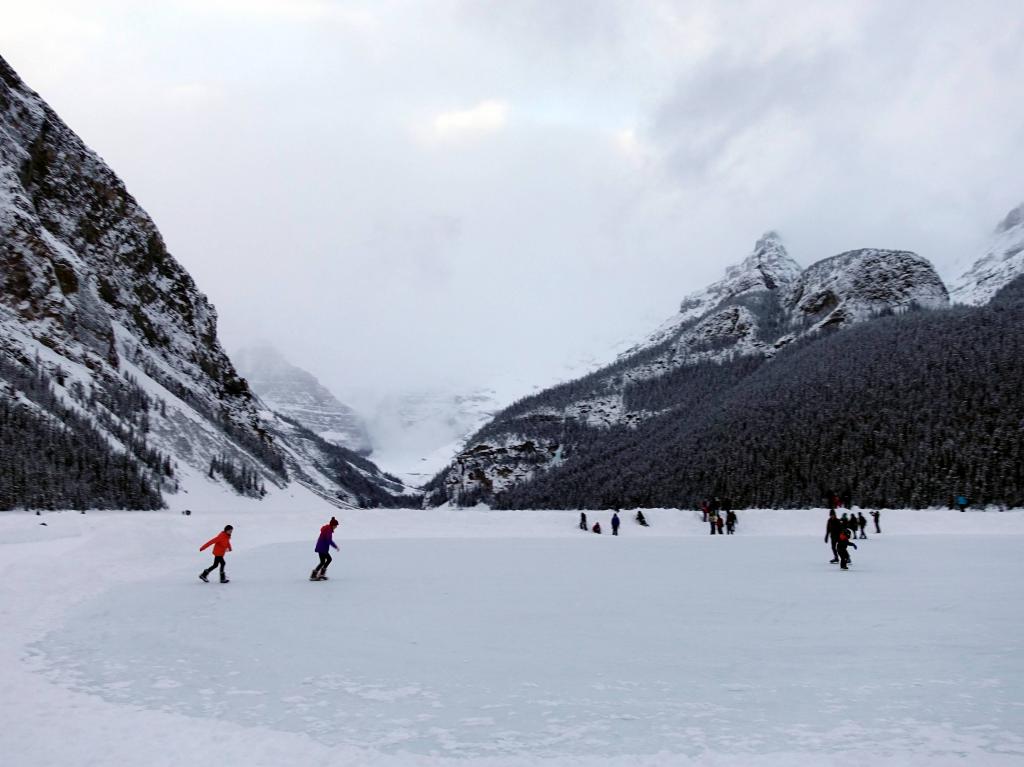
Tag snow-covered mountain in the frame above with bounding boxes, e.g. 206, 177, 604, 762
430, 233, 950, 505
234, 345, 372, 455
0, 55, 404, 509
950, 203, 1024, 305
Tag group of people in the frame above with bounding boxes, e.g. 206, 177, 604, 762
579, 509, 649, 535
824, 508, 881, 570
197, 517, 340, 584
700, 498, 738, 535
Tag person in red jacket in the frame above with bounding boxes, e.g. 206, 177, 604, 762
199, 525, 233, 583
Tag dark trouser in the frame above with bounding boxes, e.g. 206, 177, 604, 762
710, 523, 716, 535
313, 551, 332, 576
859, 527, 867, 539
726, 523, 735, 534
874, 521, 881, 534
612, 527, 619, 536
829, 537, 838, 560
202, 555, 226, 579
839, 548, 851, 568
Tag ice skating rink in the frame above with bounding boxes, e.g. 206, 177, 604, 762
2, 508, 1022, 766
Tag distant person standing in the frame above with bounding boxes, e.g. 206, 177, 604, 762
716, 515, 725, 535
579, 512, 588, 531
871, 509, 881, 534
709, 512, 718, 535
726, 509, 737, 535
857, 512, 868, 539
611, 510, 621, 536
199, 525, 233, 583
701, 500, 710, 522
310, 517, 340, 581
956, 495, 968, 512
825, 510, 841, 563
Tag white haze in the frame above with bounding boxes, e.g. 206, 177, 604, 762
1, 0, 1022, 408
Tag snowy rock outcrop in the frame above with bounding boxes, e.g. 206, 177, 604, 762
950, 203, 1024, 306
235, 345, 372, 454
787, 249, 949, 329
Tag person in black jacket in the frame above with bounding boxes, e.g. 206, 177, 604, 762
611, 510, 621, 536
871, 510, 881, 534
825, 510, 842, 563
836, 531, 857, 570
726, 509, 737, 534
857, 512, 868, 539
579, 512, 588, 531
635, 510, 649, 527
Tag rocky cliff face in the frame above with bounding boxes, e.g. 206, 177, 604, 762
234, 345, 372, 455
950, 204, 1024, 306
0, 54, 283, 500
431, 233, 951, 506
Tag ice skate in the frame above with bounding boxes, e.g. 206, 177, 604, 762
199, 572, 209, 583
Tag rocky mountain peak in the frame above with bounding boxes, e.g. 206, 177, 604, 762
681, 231, 801, 318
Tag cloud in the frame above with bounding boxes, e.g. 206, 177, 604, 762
2, 0, 1022, 413
429, 100, 510, 142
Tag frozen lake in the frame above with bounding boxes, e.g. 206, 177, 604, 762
28, 528, 1024, 762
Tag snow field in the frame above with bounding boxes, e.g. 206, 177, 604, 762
1, 508, 1023, 766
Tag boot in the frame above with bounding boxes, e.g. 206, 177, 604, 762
220, 575, 230, 583
310, 569, 320, 581
829, 558, 838, 564
199, 572, 209, 583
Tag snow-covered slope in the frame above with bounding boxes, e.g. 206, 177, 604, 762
234, 345, 372, 455
432, 233, 951, 505
950, 203, 1024, 305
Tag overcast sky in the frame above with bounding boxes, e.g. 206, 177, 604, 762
2, 1, 1022, 404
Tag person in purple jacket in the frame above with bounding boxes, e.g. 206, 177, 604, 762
310, 517, 339, 581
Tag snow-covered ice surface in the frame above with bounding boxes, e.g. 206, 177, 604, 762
2, 508, 1023, 766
